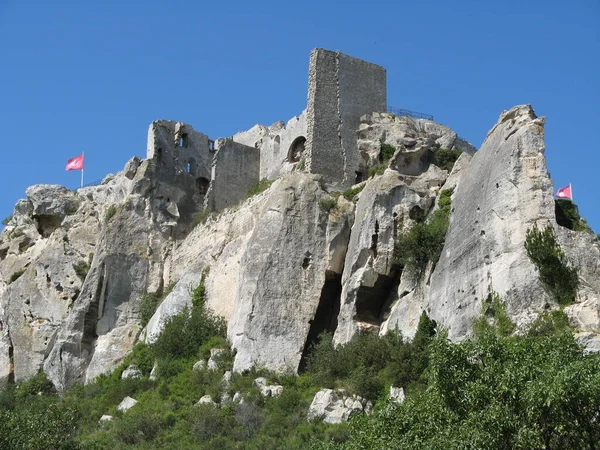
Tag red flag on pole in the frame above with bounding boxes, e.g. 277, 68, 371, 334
556, 184, 572, 200
66, 154, 84, 171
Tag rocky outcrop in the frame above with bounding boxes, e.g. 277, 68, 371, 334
2, 103, 597, 391
307, 389, 372, 424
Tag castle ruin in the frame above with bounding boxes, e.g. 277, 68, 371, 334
146, 48, 387, 212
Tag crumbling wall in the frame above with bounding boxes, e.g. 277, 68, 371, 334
208, 140, 260, 211
232, 111, 308, 180
147, 120, 213, 182
306, 49, 386, 187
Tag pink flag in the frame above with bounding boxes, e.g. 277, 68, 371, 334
66, 154, 84, 171
556, 184, 572, 200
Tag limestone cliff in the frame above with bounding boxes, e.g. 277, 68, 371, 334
1, 105, 598, 390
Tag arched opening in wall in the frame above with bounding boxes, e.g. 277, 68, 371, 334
273, 135, 281, 154
287, 136, 306, 163
179, 133, 188, 148
196, 177, 210, 195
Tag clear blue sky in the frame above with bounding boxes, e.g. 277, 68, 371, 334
1, 0, 598, 232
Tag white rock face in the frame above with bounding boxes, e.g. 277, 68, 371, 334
192, 360, 206, 372
307, 389, 370, 424
99, 415, 113, 423
117, 396, 138, 412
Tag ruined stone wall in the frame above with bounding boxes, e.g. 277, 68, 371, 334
207, 140, 260, 211
232, 111, 308, 180
147, 120, 213, 183
306, 49, 386, 186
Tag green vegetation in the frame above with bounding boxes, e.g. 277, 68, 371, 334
104, 204, 117, 223
140, 284, 174, 327
2, 301, 599, 449
72, 260, 90, 281
395, 188, 453, 277
525, 224, 579, 306
433, 147, 462, 172
9, 267, 26, 284
555, 199, 589, 231
319, 197, 337, 213
2, 214, 12, 226
341, 185, 364, 202
306, 312, 436, 400
193, 208, 214, 226
368, 143, 397, 178
379, 143, 396, 163
472, 292, 516, 337
317, 314, 600, 450
247, 178, 274, 198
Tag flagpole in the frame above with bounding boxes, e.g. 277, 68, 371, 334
81, 152, 84, 189
570, 182, 573, 202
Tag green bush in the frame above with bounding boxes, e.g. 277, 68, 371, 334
368, 163, 386, 178
472, 292, 516, 337
555, 199, 588, 231
140, 292, 162, 327
395, 189, 453, 277
527, 310, 571, 337
306, 314, 436, 400
341, 185, 364, 201
321, 330, 600, 450
248, 179, 274, 198
2, 214, 12, 226
72, 260, 90, 281
433, 148, 462, 172
150, 269, 226, 364
104, 204, 117, 223
525, 224, 579, 306
379, 143, 396, 163
319, 197, 337, 213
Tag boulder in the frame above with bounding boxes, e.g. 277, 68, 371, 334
389, 386, 405, 404
117, 396, 138, 412
195, 395, 216, 407
192, 360, 206, 372
99, 415, 113, 423
307, 389, 369, 424
121, 364, 142, 380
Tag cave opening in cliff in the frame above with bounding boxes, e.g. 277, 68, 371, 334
34, 214, 62, 238
298, 270, 342, 372
355, 265, 402, 328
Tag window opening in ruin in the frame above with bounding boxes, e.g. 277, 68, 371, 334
287, 136, 307, 163
208, 139, 215, 151
187, 162, 192, 174
179, 133, 188, 148
157, 148, 163, 162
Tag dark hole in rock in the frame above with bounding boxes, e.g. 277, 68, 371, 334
371, 220, 379, 258
409, 205, 425, 222
8, 342, 14, 384
0, 246, 7, 261
302, 253, 312, 270
355, 265, 402, 327
355, 171, 365, 184
35, 214, 62, 238
298, 270, 342, 372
